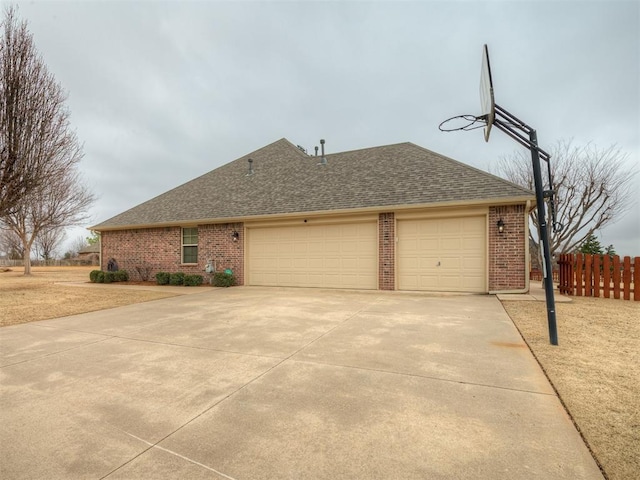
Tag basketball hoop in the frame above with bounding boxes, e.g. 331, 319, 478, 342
438, 45, 495, 139
437, 43, 560, 346
438, 114, 487, 132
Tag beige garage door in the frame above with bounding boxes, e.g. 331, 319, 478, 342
397, 216, 486, 292
248, 222, 378, 289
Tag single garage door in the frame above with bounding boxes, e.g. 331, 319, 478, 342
397, 216, 486, 292
247, 221, 378, 289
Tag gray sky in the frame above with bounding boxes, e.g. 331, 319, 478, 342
8, 0, 640, 256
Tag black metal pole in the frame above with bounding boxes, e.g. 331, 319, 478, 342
530, 129, 558, 345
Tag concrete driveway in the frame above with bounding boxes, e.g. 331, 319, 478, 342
0, 287, 602, 479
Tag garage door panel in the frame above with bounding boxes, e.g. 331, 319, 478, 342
398, 216, 486, 293
249, 222, 377, 289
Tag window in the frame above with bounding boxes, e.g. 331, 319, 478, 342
182, 227, 198, 264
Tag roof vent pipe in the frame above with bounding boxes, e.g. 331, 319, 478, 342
317, 139, 327, 166
314, 146, 318, 156
246, 158, 254, 176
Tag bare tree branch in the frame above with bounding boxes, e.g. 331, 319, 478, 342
0, 7, 94, 274
496, 139, 637, 265
34, 225, 65, 261
0, 225, 23, 259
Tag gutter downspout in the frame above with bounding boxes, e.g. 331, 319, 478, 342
98, 232, 102, 270
489, 200, 531, 294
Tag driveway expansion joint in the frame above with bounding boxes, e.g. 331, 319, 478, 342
288, 358, 557, 397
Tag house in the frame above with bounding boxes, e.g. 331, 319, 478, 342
91, 138, 535, 293
76, 243, 100, 266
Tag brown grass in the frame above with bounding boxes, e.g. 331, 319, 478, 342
502, 297, 640, 480
0, 266, 178, 327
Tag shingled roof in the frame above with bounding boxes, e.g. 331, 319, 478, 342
92, 138, 534, 230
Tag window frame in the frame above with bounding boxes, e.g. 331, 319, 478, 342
181, 227, 198, 264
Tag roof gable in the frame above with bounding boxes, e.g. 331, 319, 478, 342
92, 138, 533, 229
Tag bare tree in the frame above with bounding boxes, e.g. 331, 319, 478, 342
0, 7, 94, 274
66, 234, 89, 259
497, 140, 636, 261
34, 226, 65, 261
0, 6, 56, 217
0, 225, 23, 259
5, 166, 94, 273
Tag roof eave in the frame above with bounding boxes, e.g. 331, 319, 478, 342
90, 195, 535, 232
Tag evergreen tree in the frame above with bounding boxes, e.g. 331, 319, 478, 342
578, 233, 604, 255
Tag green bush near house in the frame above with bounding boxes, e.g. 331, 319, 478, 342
114, 270, 129, 282
155, 272, 170, 285
89, 270, 129, 283
212, 272, 235, 287
183, 274, 203, 286
169, 272, 185, 286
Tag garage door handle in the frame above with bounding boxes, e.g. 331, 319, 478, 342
437, 261, 441, 266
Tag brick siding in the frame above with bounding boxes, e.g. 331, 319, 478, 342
102, 205, 527, 292
101, 222, 244, 284
488, 205, 527, 291
378, 212, 395, 290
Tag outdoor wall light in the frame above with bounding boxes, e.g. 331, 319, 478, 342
232, 231, 239, 242
497, 219, 505, 234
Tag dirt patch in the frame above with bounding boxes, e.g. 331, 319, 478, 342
502, 297, 640, 480
0, 266, 179, 327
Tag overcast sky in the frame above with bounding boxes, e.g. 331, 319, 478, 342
8, 0, 640, 256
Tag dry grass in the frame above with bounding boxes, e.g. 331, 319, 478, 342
502, 297, 640, 480
0, 266, 178, 327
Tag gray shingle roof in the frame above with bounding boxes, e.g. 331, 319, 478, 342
92, 138, 534, 230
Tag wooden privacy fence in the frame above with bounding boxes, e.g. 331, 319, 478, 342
558, 253, 639, 301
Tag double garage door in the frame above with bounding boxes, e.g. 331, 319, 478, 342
247, 222, 378, 289
247, 215, 486, 292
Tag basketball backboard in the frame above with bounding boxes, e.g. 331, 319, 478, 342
479, 44, 495, 142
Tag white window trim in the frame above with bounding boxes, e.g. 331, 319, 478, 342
181, 227, 198, 264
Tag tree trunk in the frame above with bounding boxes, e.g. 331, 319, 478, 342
23, 247, 31, 275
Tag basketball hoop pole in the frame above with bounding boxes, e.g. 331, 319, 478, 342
442, 44, 558, 345
492, 104, 559, 346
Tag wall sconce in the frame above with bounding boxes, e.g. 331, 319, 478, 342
497, 219, 505, 234
232, 231, 239, 242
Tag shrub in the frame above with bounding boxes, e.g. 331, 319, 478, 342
169, 272, 185, 286
89, 270, 101, 283
155, 272, 170, 285
103, 271, 115, 283
114, 270, 129, 282
183, 274, 203, 286
95, 271, 105, 283
212, 272, 235, 287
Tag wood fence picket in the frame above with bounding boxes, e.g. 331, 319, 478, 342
557, 253, 638, 301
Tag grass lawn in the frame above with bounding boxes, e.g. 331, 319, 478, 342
0, 266, 177, 327
502, 296, 639, 480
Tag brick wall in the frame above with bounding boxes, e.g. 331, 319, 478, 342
488, 205, 527, 291
378, 212, 395, 290
198, 223, 244, 285
101, 222, 244, 284
102, 207, 526, 292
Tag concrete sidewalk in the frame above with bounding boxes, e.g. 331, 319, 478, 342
497, 284, 572, 302
0, 288, 602, 479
